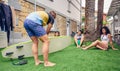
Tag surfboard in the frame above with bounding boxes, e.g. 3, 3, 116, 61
2, 36, 72, 59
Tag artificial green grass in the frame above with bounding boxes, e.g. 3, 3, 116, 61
0, 42, 120, 71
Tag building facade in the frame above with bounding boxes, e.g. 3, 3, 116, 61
0, 0, 81, 37
107, 0, 120, 45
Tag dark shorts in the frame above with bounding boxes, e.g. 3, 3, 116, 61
24, 19, 46, 37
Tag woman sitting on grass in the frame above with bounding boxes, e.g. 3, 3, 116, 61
82, 26, 118, 50
74, 30, 84, 48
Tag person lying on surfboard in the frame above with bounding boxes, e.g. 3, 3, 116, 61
74, 30, 84, 48
82, 26, 118, 50
24, 11, 56, 67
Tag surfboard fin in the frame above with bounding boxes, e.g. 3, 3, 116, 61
18, 55, 24, 60
16, 45, 23, 49
6, 52, 14, 56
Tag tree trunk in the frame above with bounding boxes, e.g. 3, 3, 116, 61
97, 0, 104, 37
85, 0, 96, 41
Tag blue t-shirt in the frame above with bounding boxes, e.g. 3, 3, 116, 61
26, 12, 43, 25
26, 12, 54, 26
47, 14, 54, 25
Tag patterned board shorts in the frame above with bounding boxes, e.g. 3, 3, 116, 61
24, 19, 46, 37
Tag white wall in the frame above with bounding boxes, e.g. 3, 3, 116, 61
37, 0, 81, 22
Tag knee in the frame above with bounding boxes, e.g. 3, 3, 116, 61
33, 40, 38, 45
96, 45, 99, 47
95, 40, 100, 43
44, 39, 50, 44
96, 40, 99, 42
92, 40, 99, 44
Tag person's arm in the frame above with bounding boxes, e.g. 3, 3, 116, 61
108, 34, 118, 50
80, 34, 84, 47
46, 23, 53, 35
74, 35, 78, 47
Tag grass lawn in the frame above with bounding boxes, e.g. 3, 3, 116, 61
0, 42, 120, 71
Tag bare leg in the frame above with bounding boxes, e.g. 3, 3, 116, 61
82, 40, 100, 50
96, 45, 107, 50
74, 36, 79, 48
31, 36, 43, 65
80, 35, 84, 47
77, 40, 80, 48
39, 34, 56, 67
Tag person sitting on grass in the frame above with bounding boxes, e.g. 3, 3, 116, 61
54, 31, 60, 36
82, 26, 118, 50
74, 30, 84, 48
24, 11, 56, 67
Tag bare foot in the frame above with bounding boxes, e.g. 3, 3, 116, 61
77, 45, 80, 48
82, 45, 86, 48
102, 48, 107, 51
35, 61, 44, 66
44, 61, 56, 67
112, 48, 118, 50
82, 47, 87, 50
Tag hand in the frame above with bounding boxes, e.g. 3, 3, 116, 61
79, 44, 81, 47
82, 47, 87, 50
77, 45, 80, 48
112, 48, 118, 50
82, 45, 86, 48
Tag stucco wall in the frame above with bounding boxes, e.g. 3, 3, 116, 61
14, 0, 45, 36
56, 14, 67, 35
0, 0, 78, 36
36, 0, 80, 22
70, 20, 77, 33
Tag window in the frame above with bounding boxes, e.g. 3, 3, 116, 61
49, 0, 54, 2
51, 20, 58, 31
8, 0, 21, 10
67, 0, 71, 13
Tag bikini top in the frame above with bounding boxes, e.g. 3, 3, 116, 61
76, 34, 82, 40
101, 34, 109, 42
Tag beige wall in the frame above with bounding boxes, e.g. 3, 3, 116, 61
70, 20, 77, 33
56, 14, 67, 35
14, 0, 67, 36
15, 0, 68, 36
0, 0, 8, 4
36, 0, 80, 22
1, 0, 78, 37
14, 0, 45, 37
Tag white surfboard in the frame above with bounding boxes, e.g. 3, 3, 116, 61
2, 36, 72, 58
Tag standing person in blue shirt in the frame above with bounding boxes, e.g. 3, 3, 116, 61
24, 11, 56, 67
